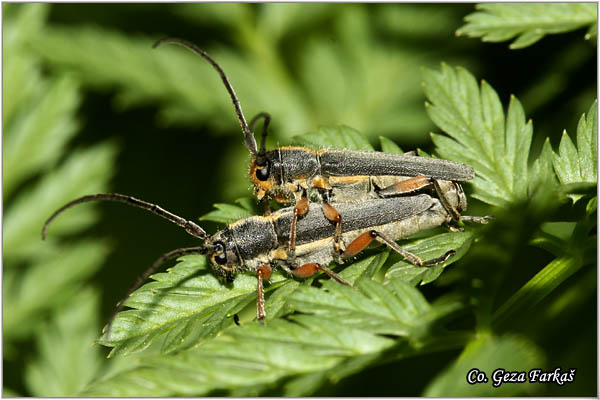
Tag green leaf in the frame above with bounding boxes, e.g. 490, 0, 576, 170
3, 6, 113, 256
424, 64, 533, 206
83, 276, 466, 397
3, 4, 118, 351
27, 8, 438, 143
259, 4, 338, 42
25, 288, 104, 396
293, 125, 374, 150
385, 231, 474, 285
101, 255, 285, 356
102, 252, 389, 357
552, 100, 597, 202
266, 253, 388, 321
3, 240, 111, 341
336, 252, 389, 285
2, 387, 22, 398
3, 74, 81, 196
379, 136, 404, 154
3, 4, 49, 126
585, 22, 597, 40
457, 3, 597, 49
289, 277, 463, 342
84, 315, 396, 396
424, 334, 545, 396
3, 142, 117, 261
199, 197, 256, 224
493, 256, 584, 329
173, 3, 253, 30
529, 138, 558, 193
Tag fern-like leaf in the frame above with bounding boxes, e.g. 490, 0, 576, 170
3, 74, 81, 196
457, 3, 597, 49
424, 64, 533, 206
552, 100, 597, 202
25, 289, 104, 396
3, 143, 117, 261
83, 277, 466, 396
3, 240, 111, 341
100, 255, 285, 356
385, 231, 474, 285
3, 5, 118, 349
199, 198, 256, 224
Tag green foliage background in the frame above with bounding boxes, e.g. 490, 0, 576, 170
3, 3, 597, 397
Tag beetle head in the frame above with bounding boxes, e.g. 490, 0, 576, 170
204, 230, 242, 281
249, 155, 277, 200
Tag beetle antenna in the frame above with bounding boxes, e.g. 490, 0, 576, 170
250, 112, 271, 165
42, 193, 207, 240
104, 246, 208, 341
153, 38, 258, 155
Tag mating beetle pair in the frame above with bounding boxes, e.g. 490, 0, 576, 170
42, 38, 488, 336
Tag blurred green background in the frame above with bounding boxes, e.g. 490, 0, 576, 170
3, 3, 596, 396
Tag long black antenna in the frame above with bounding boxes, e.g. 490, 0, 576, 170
249, 112, 271, 165
104, 246, 207, 341
42, 193, 207, 240
153, 38, 258, 155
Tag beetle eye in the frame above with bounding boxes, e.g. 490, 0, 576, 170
215, 252, 227, 265
213, 242, 227, 265
256, 161, 270, 181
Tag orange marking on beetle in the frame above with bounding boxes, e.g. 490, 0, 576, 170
329, 175, 370, 185
322, 203, 341, 223
294, 197, 309, 216
311, 176, 331, 189
343, 230, 377, 257
394, 176, 431, 193
249, 158, 276, 198
272, 248, 288, 260
257, 264, 272, 279
292, 262, 320, 278
279, 146, 319, 154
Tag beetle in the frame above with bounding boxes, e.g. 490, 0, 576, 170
42, 180, 479, 334
153, 38, 481, 262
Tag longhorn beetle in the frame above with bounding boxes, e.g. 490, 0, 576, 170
42, 181, 480, 338
153, 38, 483, 263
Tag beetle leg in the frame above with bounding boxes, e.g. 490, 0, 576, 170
287, 189, 309, 265
432, 179, 462, 222
462, 215, 493, 224
262, 198, 272, 216
322, 202, 343, 254
256, 264, 272, 322
377, 175, 433, 197
291, 262, 350, 286
342, 230, 455, 267
378, 177, 470, 225
318, 189, 345, 259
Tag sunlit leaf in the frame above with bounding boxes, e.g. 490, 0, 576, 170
199, 198, 256, 224
552, 100, 597, 202
457, 3, 597, 49
385, 231, 474, 285
83, 277, 465, 396
424, 64, 533, 206
100, 255, 277, 356
379, 136, 404, 154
